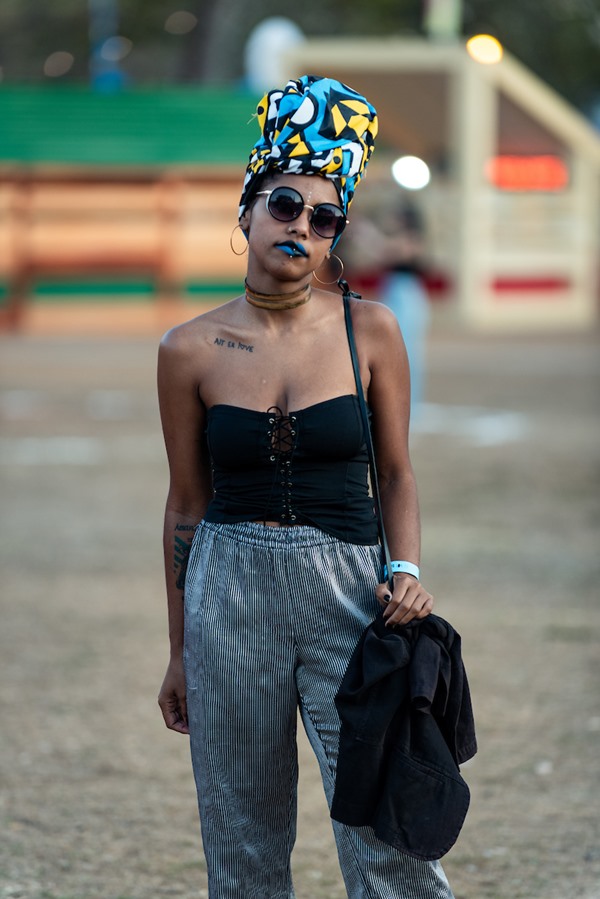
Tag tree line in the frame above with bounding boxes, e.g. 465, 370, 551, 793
0, 0, 598, 120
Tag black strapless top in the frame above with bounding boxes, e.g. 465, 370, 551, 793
203, 394, 379, 545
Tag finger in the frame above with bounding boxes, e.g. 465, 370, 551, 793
382, 581, 413, 620
169, 718, 190, 735
387, 594, 434, 627
375, 582, 393, 607
180, 692, 188, 728
164, 706, 190, 734
159, 695, 190, 734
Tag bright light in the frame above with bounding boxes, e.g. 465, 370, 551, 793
466, 34, 503, 65
165, 11, 198, 34
391, 156, 431, 191
43, 52, 75, 77
100, 36, 133, 62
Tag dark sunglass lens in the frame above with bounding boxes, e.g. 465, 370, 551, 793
312, 204, 345, 238
268, 188, 303, 221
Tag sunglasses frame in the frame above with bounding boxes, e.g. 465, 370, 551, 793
255, 187, 348, 240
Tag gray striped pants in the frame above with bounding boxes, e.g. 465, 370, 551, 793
184, 520, 454, 899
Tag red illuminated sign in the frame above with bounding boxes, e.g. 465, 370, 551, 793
486, 155, 569, 191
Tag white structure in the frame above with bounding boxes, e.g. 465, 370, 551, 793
244, 18, 305, 95
283, 39, 600, 331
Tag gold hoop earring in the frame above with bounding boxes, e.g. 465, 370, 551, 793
230, 224, 248, 256
313, 254, 344, 285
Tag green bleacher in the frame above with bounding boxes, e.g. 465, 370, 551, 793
0, 86, 260, 165
0, 87, 261, 305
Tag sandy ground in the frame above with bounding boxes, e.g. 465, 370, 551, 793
1, 325, 599, 899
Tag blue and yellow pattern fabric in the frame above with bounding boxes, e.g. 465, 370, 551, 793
239, 75, 378, 220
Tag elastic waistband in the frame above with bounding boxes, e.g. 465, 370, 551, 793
198, 519, 344, 550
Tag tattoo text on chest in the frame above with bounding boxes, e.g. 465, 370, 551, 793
214, 337, 254, 352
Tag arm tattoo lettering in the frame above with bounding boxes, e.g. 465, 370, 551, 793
173, 524, 195, 591
214, 336, 254, 352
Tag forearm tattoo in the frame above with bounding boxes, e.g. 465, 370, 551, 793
173, 524, 195, 591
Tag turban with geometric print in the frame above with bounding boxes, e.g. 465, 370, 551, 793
239, 74, 378, 221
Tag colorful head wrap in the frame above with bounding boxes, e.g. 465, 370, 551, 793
239, 74, 378, 222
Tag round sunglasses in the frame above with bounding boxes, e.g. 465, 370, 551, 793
255, 186, 347, 240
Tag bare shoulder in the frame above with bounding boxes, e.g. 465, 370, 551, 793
159, 298, 243, 365
348, 296, 402, 346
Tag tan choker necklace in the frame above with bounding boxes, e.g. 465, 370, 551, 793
245, 280, 311, 311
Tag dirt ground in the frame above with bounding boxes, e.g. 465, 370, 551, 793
1, 323, 599, 899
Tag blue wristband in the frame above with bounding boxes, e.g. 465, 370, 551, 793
383, 560, 420, 581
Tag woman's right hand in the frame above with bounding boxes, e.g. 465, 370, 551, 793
158, 657, 189, 735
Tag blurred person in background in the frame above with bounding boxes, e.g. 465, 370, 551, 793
379, 201, 431, 417
156, 75, 453, 898
347, 201, 431, 417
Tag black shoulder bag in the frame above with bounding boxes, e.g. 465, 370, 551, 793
340, 281, 392, 585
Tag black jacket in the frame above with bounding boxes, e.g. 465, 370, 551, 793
331, 612, 477, 860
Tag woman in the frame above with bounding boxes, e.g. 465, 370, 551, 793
157, 75, 453, 898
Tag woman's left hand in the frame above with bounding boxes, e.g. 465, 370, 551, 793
375, 573, 434, 627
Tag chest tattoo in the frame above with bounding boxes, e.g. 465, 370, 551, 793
214, 337, 254, 353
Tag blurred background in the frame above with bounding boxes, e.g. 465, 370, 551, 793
0, 0, 599, 334
1, 3, 600, 899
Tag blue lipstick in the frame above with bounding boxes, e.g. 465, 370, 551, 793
275, 241, 308, 258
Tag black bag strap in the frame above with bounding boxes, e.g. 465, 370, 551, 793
340, 282, 393, 585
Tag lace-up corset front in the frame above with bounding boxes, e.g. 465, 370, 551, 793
204, 394, 379, 544
266, 406, 297, 524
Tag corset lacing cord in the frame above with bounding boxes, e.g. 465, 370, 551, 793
265, 406, 298, 524
266, 406, 296, 455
